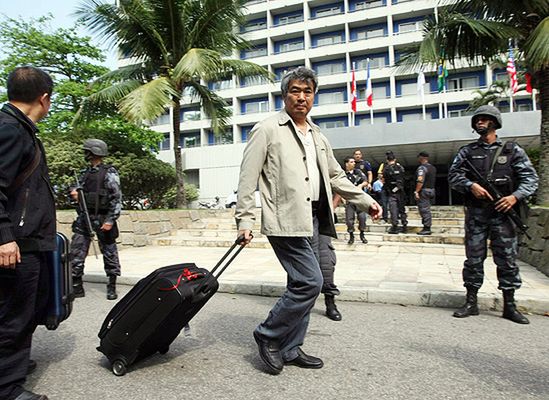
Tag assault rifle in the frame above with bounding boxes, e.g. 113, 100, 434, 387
73, 171, 99, 258
463, 158, 531, 240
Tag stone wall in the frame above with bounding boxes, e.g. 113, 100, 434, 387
56, 209, 234, 248
519, 207, 549, 277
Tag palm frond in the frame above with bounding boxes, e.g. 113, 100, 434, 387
523, 16, 549, 70
76, 0, 169, 67
172, 48, 224, 81
185, 81, 231, 135
118, 77, 177, 122
73, 80, 142, 124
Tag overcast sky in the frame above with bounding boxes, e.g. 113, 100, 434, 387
1, 0, 118, 69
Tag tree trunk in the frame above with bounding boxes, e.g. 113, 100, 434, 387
172, 96, 187, 208
536, 67, 549, 205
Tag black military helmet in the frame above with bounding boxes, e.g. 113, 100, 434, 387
471, 105, 502, 130
83, 138, 108, 157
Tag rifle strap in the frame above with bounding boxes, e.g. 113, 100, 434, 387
7, 141, 41, 194
488, 141, 507, 180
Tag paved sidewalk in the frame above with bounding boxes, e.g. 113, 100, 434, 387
83, 244, 549, 315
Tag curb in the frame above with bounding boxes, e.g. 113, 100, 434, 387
84, 273, 549, 316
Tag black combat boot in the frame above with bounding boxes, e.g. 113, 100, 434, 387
347, 232, 355, 245
325, 294, 342, 321
359, 231, 368, 244
106, 276, 118, 300
417, 226, 432, 235
453, 287, 479, 318
73, 276, 85, 298
388, 225, 399, 234
502, 289, 529, 324
399, 225, 408, 234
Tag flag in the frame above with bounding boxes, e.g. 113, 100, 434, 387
525, 72, 532, 94
417, 70, 426, 100
350, 68, 357, 112
437, 59, 448, 92
507, 45, 518, 94
365, 59, 373, 107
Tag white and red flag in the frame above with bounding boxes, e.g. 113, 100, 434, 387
350, 67, 357, 112
365, 59, 373, 107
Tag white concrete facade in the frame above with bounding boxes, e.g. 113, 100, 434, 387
150, 0, 537, 201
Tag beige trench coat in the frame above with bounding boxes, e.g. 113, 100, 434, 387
235, 109, 376, 238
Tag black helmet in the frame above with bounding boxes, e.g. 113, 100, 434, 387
83, 139, 108, 157
471, 105, 502, 130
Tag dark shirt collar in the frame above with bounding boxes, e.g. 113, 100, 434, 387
476, 136, 502, 147
2, 103, 39, 134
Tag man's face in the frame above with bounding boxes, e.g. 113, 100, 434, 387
345, 159, 356, 171
353, 151, 362, 161
283, 80, 314, 121
474, 116, 496, 135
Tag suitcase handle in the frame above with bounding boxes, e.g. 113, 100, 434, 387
196, 234, 252, 294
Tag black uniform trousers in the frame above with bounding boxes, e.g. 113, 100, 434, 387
0, 253, 49, 400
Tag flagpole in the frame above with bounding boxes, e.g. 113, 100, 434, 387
510, 92, 513, 113
532, 89, 537, 111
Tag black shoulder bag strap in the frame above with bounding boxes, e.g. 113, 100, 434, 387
7, 141, 42, 195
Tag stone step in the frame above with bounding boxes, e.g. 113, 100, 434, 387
154, 229, 465, 246
177, 221, 465, 235
183, 207, 465, 221
152, 235, 466, 255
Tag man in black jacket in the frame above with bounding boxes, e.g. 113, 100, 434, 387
0, 66, 54, 400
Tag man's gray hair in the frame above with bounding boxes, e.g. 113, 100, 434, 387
280, 66, 318, 97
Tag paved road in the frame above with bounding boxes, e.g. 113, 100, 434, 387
28, 284, 549, 400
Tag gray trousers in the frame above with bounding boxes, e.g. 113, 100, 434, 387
463, 207, 521, 290
388, 192, 408, 227
256, 216, 323, 361
345, 203, 366, 233
70, 232, 121, 278
318, 233, 339, 296
417, 188, 435, 228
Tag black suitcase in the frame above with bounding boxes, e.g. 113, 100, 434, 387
40, 232, 74, 330
97, 236, 247, 376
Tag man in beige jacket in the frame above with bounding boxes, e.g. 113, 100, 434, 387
235, 67, 382, 375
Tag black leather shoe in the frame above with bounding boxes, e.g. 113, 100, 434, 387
253, 331, 283, 375
27, 359, 37, 375
14, 390, 49, 400
387, 226, 399, 234
285, 348, 323, 369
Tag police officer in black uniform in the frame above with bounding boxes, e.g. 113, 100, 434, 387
382, 151, 408, 234
343, 157, 369, 244
70, 139, 122, 300
414, 151, 437, 235
448, 105, 538, 324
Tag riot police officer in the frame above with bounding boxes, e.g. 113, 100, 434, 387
70, 139, 122, 300
448, 105, 538, 324
343, 157, 369, 244
383, 151, 408, 234
414, 151, 437, 235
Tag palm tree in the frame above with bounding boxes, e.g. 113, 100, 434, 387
400, 0, 549, 204
75, 0, 270, 207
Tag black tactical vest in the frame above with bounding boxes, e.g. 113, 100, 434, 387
465, 141, 517, 207
383, 163, 404, 191
82, 165, 110, 215
422, 163, 437, 189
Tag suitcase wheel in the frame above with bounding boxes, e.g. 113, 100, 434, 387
159, 346, 169, 355
112, 359, 127, 376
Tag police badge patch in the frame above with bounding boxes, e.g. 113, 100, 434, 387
497, 156, 508, 164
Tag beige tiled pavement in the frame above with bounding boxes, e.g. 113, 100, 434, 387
82, 243, 549, 315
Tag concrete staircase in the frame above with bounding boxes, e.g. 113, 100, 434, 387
152, 205, 468, 255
